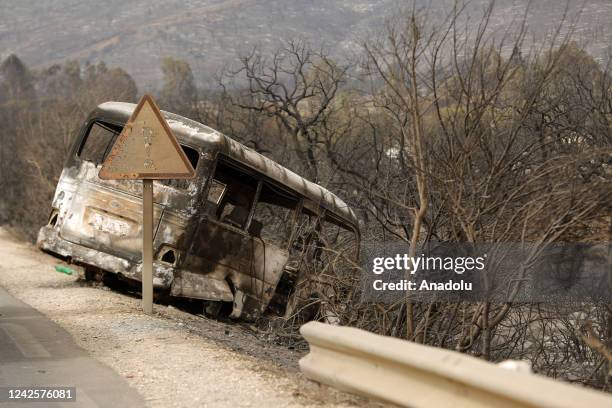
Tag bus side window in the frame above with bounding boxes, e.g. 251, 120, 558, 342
78, 121, 121, 164
250, 183, 297, 248
206, 159, 257, 230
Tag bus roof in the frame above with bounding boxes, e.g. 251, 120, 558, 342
92, 101, 358, 228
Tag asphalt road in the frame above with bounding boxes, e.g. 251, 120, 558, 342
0, 286, 145, 408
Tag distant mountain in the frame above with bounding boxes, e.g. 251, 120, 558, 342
0, 0, 609, 89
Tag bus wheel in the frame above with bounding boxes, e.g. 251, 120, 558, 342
84, 266, 105, 284
204, 301, 222, 317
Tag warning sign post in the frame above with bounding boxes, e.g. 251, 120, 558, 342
99, 94, 195, 314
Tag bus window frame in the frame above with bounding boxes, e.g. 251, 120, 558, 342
202, 154, 359, 255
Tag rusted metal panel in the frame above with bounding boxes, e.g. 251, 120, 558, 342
170, 270, 234, 302
181, 218, 289, 317
38, 227, 175, 288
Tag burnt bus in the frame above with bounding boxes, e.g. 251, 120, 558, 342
37, 102, 359, 320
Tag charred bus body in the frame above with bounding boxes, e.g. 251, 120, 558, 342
37, 102, 359, 320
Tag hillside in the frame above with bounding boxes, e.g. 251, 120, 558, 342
0, 0, 610, 88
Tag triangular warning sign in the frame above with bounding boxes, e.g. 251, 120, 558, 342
99, 94, 195, 180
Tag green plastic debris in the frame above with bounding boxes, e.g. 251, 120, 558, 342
55, 265, 74, 275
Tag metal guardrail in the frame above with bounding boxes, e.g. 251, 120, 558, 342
299, 322, 612, 408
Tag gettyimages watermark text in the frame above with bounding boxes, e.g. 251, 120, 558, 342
360, 242, 611, 303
